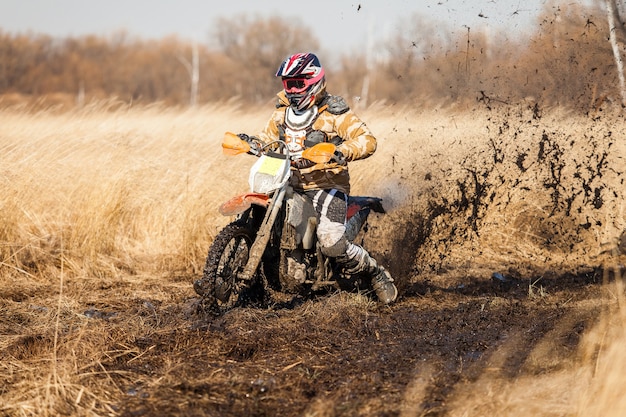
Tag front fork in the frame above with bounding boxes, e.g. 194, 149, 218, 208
238, 186, 287, 281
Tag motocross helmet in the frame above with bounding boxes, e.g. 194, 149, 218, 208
276, 52, 326, 112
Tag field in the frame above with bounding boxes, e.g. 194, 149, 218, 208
1, 100, 626, 416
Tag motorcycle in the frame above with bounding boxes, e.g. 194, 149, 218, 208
193, 132, 386, 312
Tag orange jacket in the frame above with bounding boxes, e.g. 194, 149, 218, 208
256, 91, 377, 195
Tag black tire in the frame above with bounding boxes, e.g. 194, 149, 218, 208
194, 222, 265, 311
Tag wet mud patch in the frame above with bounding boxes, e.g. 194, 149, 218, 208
95, 267, 612, 417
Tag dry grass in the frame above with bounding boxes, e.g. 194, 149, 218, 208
1, 100, 626, 416
0, 100, 265, 277
445, 269, 626, 417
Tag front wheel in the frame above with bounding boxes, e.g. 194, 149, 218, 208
193, 222, 265, 311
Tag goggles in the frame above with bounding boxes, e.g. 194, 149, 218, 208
282, 77, 312, 94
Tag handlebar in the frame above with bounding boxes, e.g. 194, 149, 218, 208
222, 132, 336, 164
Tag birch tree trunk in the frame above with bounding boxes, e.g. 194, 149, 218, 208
606, 0, 626, 106
177, 43, 199, 107
190, 43, 199, 107
600, 0, 626, 254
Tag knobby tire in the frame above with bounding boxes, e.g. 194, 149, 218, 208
198, 222, 265, 312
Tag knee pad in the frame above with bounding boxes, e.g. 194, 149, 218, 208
319, 235, 349, 258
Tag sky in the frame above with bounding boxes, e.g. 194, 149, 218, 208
0, 0, 578, 62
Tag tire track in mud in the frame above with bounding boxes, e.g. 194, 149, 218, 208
389, 271, 604, 415
109, 268, 610, 417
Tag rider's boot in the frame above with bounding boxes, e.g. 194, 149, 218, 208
337, 244, 398, 304
371, 267, 398, 305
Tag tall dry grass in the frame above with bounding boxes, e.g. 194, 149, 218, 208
0, 100, 270, 280
1, 100, 626, 415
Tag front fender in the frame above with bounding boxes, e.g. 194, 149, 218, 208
219, 193, 270, 216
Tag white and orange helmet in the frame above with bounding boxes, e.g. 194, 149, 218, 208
276, 53, 327, 112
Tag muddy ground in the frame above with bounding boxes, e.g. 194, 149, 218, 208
66, 263, 608, 417
2, 104, 624, 416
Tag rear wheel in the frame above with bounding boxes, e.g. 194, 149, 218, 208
193, 222, 265, 311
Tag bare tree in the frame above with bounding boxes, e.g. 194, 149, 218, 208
606, 0, 626, 38
606, 0, 626, 106
178, 42, 199, 106
214, 14, 320, 101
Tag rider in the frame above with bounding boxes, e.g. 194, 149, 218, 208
241, 52, 397, 304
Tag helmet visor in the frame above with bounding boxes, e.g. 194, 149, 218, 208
282, 77, 311, 94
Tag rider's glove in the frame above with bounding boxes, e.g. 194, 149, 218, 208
291, 158, 316, 170
237, 133, 261, 155
331, 150, 347, 166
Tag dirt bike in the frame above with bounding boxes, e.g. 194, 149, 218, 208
193, 132, 386, 312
